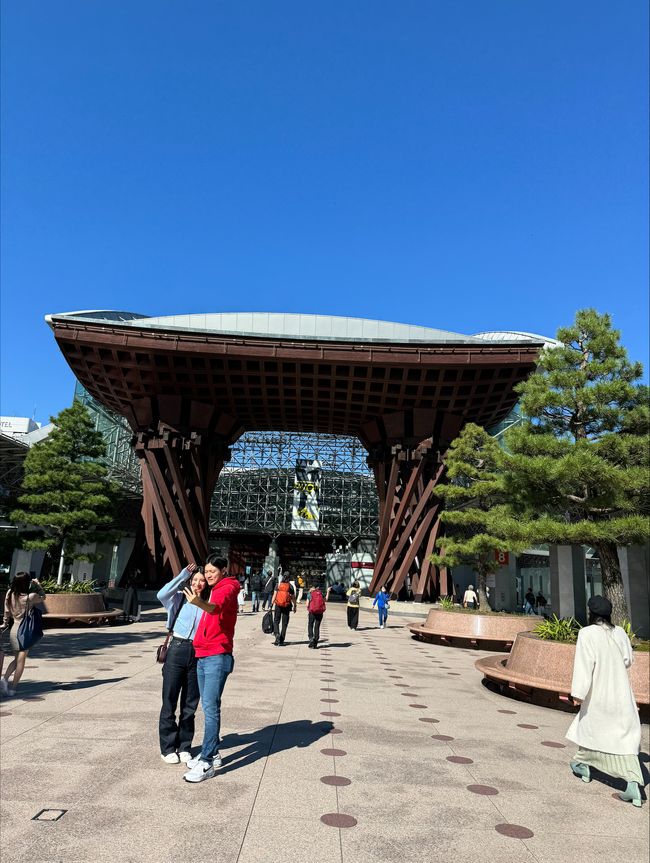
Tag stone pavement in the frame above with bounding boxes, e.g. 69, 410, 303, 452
1, 604, 648, 863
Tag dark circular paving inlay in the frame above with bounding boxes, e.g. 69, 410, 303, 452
498, 709, 516, 714
541, 741, 566, 748
495, 824, 534, 839
321, 748, 347, 756
418, 717, 440, 724
447, 756, 474, 764
517, 724, 538, 730
409, 704, 428, 709
22, 696, 45, 701
320, 813, 357, 828
0, 711, 12, 716
330, 728, 343, 734
321, 698, 339, 703
321, 712, 341, 717
447, 672, 461, 676
320, 775, 352, 786
321, 687, 337, 691
401, 693, 419, 697
467, 784, 498, 796
77, 676, 93, 680
431, 734, 454, 741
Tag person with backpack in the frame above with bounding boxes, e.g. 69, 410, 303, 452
261, 571, 275, 610
345, 580, 361, 630
306, 584, 326, 648
1, 572, 45, 697
372, 586, 391, 629
271, 574, 296, 646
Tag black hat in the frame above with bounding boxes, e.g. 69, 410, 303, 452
588, 595, 612, 618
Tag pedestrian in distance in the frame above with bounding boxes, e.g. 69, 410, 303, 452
237, 581, 246, 614
156, 563, 209, 765
462, 584, 478, 609
1, 573, 45, 697
566, 595, 644, 808
372, 586, 391, 629
524, 586, 537, 615
271, 574, 296, 646
249, 570, 263, 613
181, 554, 240, 783
297, 572, 306, 604
536, 590, 547, 614
346, 580, 361, 630
306, 584, 326, 648
261, 571, 275, 610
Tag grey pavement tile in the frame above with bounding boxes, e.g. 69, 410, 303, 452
238, 816, 342, 863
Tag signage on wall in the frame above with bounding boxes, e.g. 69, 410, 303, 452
494, 550, 510, 566
291, 459, 322, 531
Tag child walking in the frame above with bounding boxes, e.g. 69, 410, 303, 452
372, 586, 390, 629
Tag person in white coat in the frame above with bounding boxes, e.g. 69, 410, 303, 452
566, 595, 643, 808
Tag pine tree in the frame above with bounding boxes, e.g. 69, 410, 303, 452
11, 401, 118, 584
430, 423, 524, 611
503, 309, 649, 624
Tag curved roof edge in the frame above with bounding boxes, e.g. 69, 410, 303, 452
473, 330, 561, 348
47, 310, 546, 347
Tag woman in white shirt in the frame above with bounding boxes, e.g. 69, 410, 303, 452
566, 595, 643, 808
462, 585, 478, 609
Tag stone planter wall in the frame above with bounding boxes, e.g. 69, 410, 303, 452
409, 608, 538, 651
40, 592, 122, 624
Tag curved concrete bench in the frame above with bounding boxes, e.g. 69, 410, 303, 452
41, 593, 122, 625
408, 608, 537, 652
476, 631, 650, 714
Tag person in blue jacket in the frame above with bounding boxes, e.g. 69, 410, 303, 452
372, 587, 391, 629
156, 563, 210, 765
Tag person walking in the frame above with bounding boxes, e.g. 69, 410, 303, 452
372, 586, 391, 629
306, 583, 326, 648
271, 574, 296, 646
237, 580, 246, 614
566, 595, 643, 808
346, 580, 361, 630
535, 590, 548, 614
296, 572, 306, 604
462, 584, 478, 609
1, 572, 45, 696
181, 554, 240, 783
524, 587, 537, 615
156, 563, 209, 764
261, 571, 275, 610
249, 570, 263, 613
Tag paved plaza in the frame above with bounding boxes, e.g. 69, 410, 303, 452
1, 604, 648, 863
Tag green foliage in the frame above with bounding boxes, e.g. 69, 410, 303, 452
430, 424, 526, 611
534, 614, 581, 643
10, 402, 119, 563
39, 577, 97, 594
502, 309, 649, 623
620, 619, 637, 643
438, 596, 455, 611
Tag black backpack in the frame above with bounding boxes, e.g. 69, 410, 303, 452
261, 610, 274, 634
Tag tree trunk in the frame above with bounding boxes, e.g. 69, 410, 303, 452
595, 541, 629, 625
477, 569, 493, 613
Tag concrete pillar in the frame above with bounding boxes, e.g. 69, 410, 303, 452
10, 548, 46, 579
549, 545, 587, 624
618, 544, 650, 639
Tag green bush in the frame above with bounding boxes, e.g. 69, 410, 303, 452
40, 578, 97, 594
534, 614, 581, 643
439, 597, 455, 611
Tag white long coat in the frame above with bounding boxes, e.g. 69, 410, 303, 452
566, 623, 641, 755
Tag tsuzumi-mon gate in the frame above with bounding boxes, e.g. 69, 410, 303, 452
47, 311, 542, 598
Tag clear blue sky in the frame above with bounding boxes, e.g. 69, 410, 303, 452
1, 1, 648, 422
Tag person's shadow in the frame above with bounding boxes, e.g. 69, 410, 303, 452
210, 719, 334, 775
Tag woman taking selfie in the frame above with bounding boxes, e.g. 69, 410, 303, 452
1, 572, 45, 696
156, 563, 209, 764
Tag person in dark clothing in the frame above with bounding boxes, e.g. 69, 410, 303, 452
271, 574, 296, 645
261, 571, 275, 610
122, 572, 140, 622
346, 581, 361, 630
249, 571, 263, 613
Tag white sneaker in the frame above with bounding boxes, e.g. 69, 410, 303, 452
183, 759, 215, 783
178, 751, 193, 764
187, 752, 222, 769
161, 752, 180, 764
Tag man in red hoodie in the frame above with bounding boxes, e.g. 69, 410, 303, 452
181, 554, 240, 783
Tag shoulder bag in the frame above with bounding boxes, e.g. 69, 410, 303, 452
156, 596, 186, 664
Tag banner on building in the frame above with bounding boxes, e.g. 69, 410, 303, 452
291, 459, 322, 531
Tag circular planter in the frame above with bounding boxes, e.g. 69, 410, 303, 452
41, 592, 122, 625
476, 631, 649, 716
409, 608, 538, 651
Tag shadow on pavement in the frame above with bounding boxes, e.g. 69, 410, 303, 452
14, 677, 128, 697
27, 626, 164, 661
216, 719, 334, 775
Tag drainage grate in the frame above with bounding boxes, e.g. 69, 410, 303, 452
32, 809, 67, 822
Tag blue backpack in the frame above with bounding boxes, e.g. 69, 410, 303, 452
17, 602, 44, 650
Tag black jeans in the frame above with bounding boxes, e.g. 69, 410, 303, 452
273, 606, 291, 642
347, 606, 359, 630
308, 612, 323, 645
159, 639, 200, 755
261, 591, 273, 610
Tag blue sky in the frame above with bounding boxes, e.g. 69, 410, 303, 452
1, 1, 648, 422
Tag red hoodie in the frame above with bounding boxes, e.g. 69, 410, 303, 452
192, 576, 240, 658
